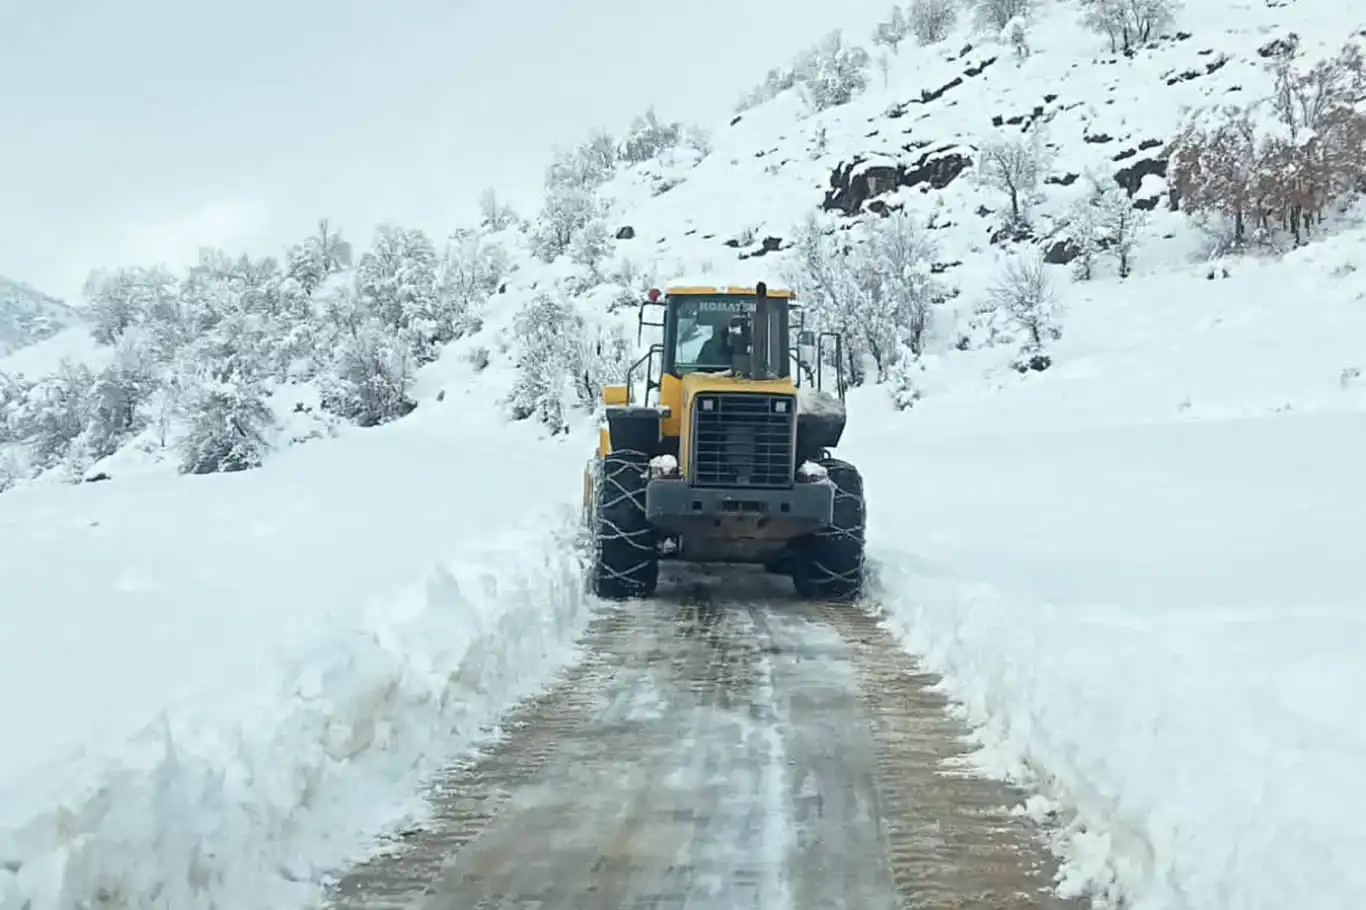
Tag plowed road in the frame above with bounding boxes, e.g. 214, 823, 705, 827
327, 568, 1079, 909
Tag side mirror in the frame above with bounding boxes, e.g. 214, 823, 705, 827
602, 384, 629, 406
797, 330, 816, 357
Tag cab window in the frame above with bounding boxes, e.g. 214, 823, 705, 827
672, 296, 755, 373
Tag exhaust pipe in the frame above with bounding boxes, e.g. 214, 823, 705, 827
751, 281, 772, 380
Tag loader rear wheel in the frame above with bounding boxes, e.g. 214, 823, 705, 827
590, 450, 659, 600
792, 458, 866, 601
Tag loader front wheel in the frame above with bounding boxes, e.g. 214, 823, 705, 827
591, 450, 659, 599
792, 458, 866, 601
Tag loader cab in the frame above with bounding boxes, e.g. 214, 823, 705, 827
660, 285, 793, 380
626, 280, 846, 407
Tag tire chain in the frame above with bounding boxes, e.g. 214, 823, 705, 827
592, 451, 656, 591
807, 475, 867, 590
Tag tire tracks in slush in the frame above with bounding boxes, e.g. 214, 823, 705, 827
325, 568, 1082, 909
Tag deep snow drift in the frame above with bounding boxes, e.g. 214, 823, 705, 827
850, 243, 1366, 909
0, 378, 594, 908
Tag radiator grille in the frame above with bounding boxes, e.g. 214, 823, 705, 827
690, 393, 794, 488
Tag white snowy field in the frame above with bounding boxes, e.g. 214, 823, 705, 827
850, 251, 1366, 909
0, 387, 594, 909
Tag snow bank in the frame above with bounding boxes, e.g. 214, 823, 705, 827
0, 402, 594, 909
856, 412, 1366, 909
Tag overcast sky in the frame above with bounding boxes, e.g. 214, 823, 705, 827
0, 0, 890, 301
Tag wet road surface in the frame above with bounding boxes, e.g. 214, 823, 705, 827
327, 568, 1080, 909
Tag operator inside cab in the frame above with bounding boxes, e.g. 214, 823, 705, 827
673, 297, 754, 373
696, 323, 732, 367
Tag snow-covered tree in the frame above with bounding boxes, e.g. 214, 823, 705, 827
285, 219, 352, 295
682, 124, 713, 157
533, 184, 598, 262
178, 375, 275, 474
1164, 44, 1366, 250
1067, 187, 1105, 281
0, 372, 24, 445
319, 314, 417, 428
865, 209, 945, 356
1098, 187, 1146, 277
872, 7, 910, 53
619, 108, 682, 164
434, 231, 506, 340
507, 293, 583, 433
1167, 107, 1261, 245
354, 223, 442, 361
795, 31, 872, 112
1004, 15, 1030, 59
0, 448, 22, 492
910, 0, 958, 44
477, 188, 518, 231
977, 132, 1051, 225
192, 309, 270, 383
784, 214, 867, 384
569, 219, 613, 276
1081, 0, 1178, 53
1260, 43, 1366, 244
784, 211, 943, 383
176, 251, 283, 379
973, 0, 1031, 33
141, 368, 187, 451
735, 67, 800, 112
153, 261, 287, 475
19, 360, 93, 468
886, 345, 925, 410
581, 129, 618, 175
77, 330, 158, 460
984, 251, 1061, 353
545, 143, 612, 192
83, 265, 181, 345
575, 319, 630, 409
2, 210, 554, 489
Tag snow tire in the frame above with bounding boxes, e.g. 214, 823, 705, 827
590, 450, 659, 600
792, 457, 866, 601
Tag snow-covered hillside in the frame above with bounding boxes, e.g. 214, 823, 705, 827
3, 0, 1365, 907
0, 277, 79, 357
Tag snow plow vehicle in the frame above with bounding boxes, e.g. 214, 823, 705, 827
582, 280, 865, 601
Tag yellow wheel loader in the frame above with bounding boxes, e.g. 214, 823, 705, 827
582, 280, 866, 601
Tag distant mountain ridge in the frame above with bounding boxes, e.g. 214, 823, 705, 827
0, 275, 81, 357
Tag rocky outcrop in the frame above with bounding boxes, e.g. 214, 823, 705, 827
1114, 155, 1167, 197
822, 147, 972, 216
1043, 239, 1081, 265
